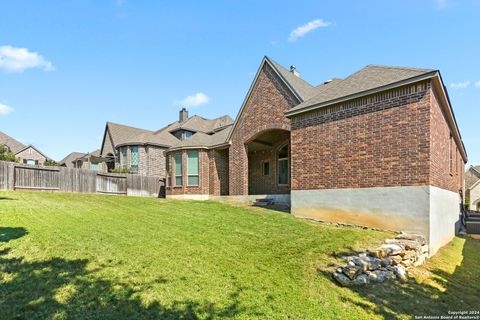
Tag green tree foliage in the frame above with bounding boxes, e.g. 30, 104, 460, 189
43, 159, 59, 166
0, 145, 18, 162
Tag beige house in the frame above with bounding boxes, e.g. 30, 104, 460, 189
59, 150, 108, 172
466, 166, 480, 211
0, 131, 49, 165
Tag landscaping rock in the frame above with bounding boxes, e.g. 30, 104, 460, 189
369, 270, 396, 283
353, 274, 369, 286
333, 272, 352, 286
381, 257, 393, 267
332, 233, 429, 287
379, 244, 403, 256
343, 265, 362, 280
391, 255, 403, 265
392, 266, 408, 282
396, 233, 426, 245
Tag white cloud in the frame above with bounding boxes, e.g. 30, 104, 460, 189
0, 103, 14, 115
179, 92, 210, 107
450, 81, 470, 89
0, 45, 54, 73
288, 19, 331, 42
475, 81, 480, 88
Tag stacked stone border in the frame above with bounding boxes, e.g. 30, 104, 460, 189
333, 233, 428, 286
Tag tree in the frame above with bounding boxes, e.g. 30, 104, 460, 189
0, 145, 18, 162
44, 159, 59, 166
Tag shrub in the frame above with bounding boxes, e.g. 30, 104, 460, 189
44, 159, 59, 166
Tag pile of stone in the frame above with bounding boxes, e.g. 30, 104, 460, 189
332, 233, 429, 286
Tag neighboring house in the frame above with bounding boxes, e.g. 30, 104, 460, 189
100, 108, 233, 178
0, 131, 49, 165
164, 56, 467, 255
465, 166, 480, 211
59, 152, 87, 168
59, 150, 108, 172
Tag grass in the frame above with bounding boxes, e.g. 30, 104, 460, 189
0, 191, 479, 319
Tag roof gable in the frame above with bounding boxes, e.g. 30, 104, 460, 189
226, 56, 308, 142
0, 131, 26, 154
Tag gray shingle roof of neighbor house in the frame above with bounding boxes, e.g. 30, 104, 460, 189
167, 125, 233, 150
162, 115, 233, 134
106, 122, 154, 147
102, 114, 234, 153
0, 131, 27, 154
59, 152, 87, 166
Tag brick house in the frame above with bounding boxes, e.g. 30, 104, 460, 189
0, 131, 50, 165
465, 166, 480, 211
164, 56, 467, 255
59, 150, 108, 172
100, 109, 233, 178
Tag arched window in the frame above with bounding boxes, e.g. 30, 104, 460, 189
278, 144, 289, 185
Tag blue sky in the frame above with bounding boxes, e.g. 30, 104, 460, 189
0, 0, 479, 164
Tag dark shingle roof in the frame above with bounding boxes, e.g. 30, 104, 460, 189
267, 57, 318, 101
286, 65, 436, 115
105, 114, 233, 150
168, 125, 232, 149
0, 131, 26, 154
59, 152, 86, 167
107, 122, 153, 146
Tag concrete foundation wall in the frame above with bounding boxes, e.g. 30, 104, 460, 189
429, 186, 461, 255
291, 186, 460, 255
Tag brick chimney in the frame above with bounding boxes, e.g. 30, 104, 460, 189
179, 107, 188, 122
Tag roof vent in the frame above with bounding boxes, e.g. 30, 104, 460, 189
290, 65, 301, 78
323, 79, 333, 85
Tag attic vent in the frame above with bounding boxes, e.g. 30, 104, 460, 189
290, 65, 301, 78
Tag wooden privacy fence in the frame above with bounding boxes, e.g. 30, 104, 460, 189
0, 161, 164, 198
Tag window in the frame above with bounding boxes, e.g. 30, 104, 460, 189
262, 161, 270, 176
184, 131, 194, 139
91, 163, 99, 172
25, 159, 35, 165
175, 153, 183, 186
131, 146, 139, 173
187, 151, 199, 185
120, 147, 128, 168
278, 145, 289, 185
167, 157, 172, 187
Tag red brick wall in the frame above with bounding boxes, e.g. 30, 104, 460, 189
165, 149, 210, 196
209, 149, 229, 196
290, 82, 432, 190
229, 63, 298, 195
429, 87, 465, 194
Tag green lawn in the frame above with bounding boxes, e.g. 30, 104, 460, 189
0, 191, 478, 319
